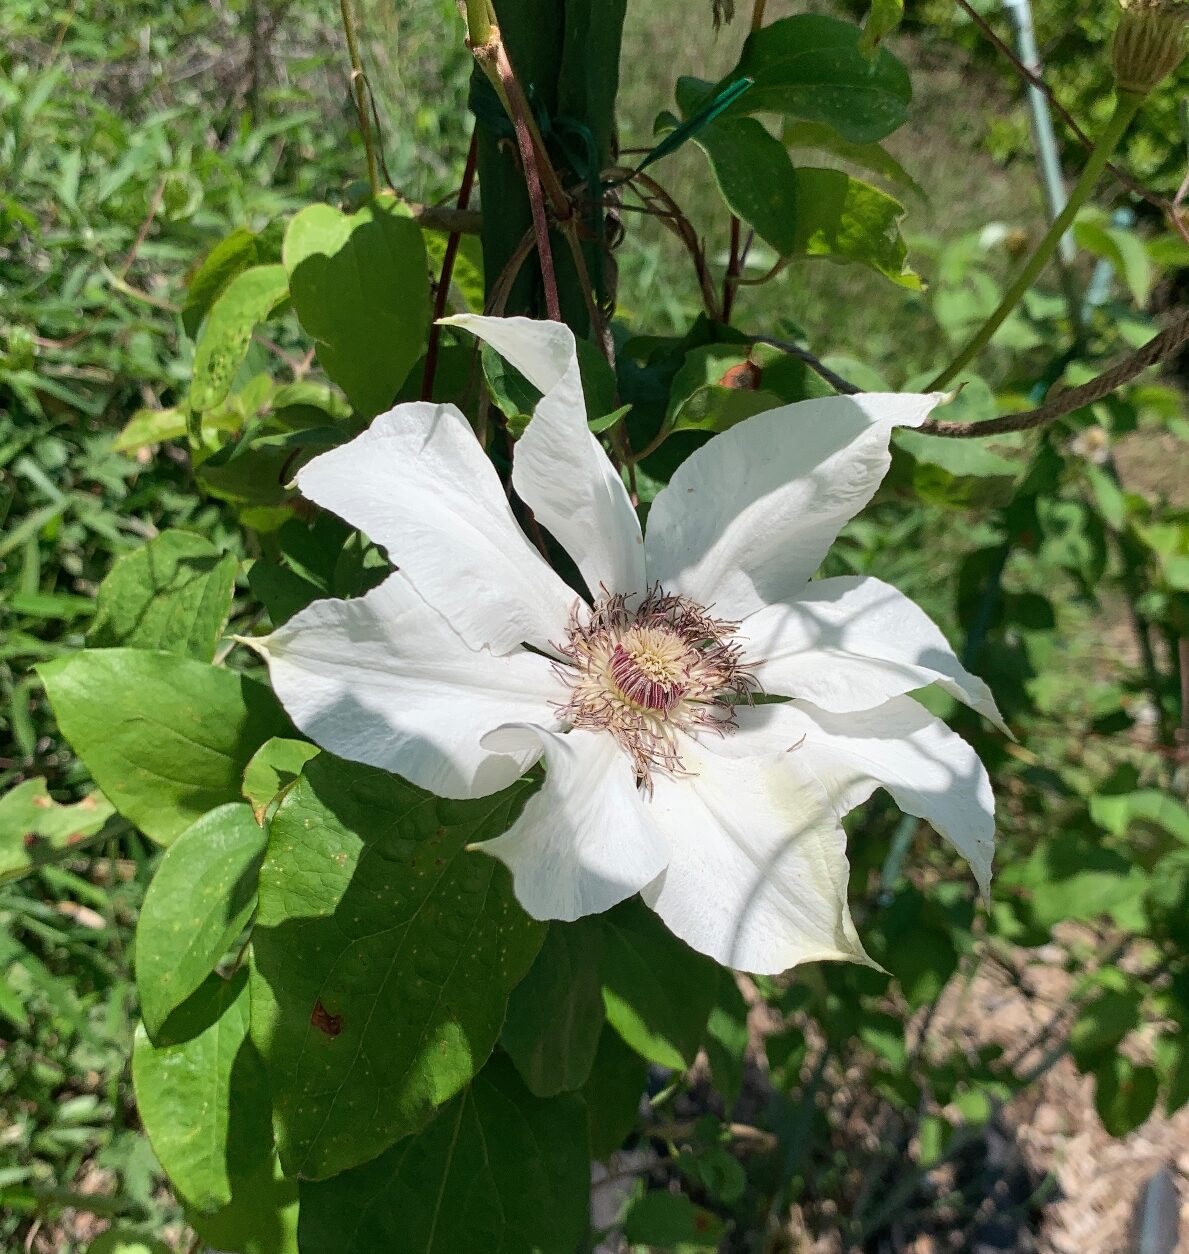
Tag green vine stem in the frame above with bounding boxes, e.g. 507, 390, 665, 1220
338, 0, 380, 197
463, 0, 492, 47
928, 89, 1144, 390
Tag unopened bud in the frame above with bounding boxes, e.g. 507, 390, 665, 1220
1113, 0, 1188, 95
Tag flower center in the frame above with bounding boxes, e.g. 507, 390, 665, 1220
553, 586, 758, 787
608, 632, 687, 713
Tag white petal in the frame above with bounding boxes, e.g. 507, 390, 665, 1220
256, 574, 564, 799
641, 738, 870, 974
745, 576, 1007, 732
645, 393, 944, 620
444, 315, 646, 598
476, 727, 669, 922
296, 401, 577, 654
724, 698, 995, 896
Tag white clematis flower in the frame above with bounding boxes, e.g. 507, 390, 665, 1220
253, 315, 1001, 975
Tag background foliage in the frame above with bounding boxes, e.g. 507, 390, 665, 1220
2, 0, 1187, 1251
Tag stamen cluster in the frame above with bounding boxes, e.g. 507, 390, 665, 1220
554, 585, 758, 786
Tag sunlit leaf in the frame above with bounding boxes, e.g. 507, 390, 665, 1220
39, 650, 289, 845
189, 264, 289, 415
88, 530, 238, 661
790, 167, 920, 288
135, 802, 265, 1038
721, 14, 912, 143
250, 755, 544, 1179
283, 197, 429, 418
599, 898, 717, 1069
132, 970, 272, 1210
0, 779, 115, 884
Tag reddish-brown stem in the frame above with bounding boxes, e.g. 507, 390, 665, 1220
421, 129, 480, 401
486, 35, 562, 319
1179, 635, 1189, 746
721, 215, 742, 324
614, 167, 720, 320
119, 180, 165, 279
501, 94, 559, 317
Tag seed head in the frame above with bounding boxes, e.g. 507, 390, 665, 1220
1113, 0, 1188, 95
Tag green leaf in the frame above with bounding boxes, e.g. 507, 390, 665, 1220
39, 650, 289, 845
190, 264, 289, 414
859, 0, 904, 54
623, 1191, 725, 1247
1094, 1056, 1158, 1136
671, 385, 781, 435
600, 899, 718, 1069
865, 887, 961, 1009
723, 14, 912, 144
1157, 1033, 1189, 1115
789, 167, 919, 288
113, 388, 267, 454
132, 969, 272, 1211
481, 335, 619, 430
423, 230, 485, 313
1134, 520, 1189, 592
1091, 790, 1189, 844
501, 919, 606, 1097
665, 344, 783, 436
241, 737, 319, 823
704, 974, 750, 1108
188, 1150, 300, 1254
679, 104, 799, 255
916, 1112, 951, 1167
183, 226, 264, 338
250, 755, 545, 1179
674, 1141, 747, 1205
893, 420, 1021, 509
297, 1052, 589, 1254
0, 779, 115, 884
8, 590, 94, 619
1036, 497, 1108, 586
640, 75, 756, 172
589, 402, 632, 433
87, 531, 238, 661
1074, 216, 1152, 308
135, 802, 266, 1039
1000, 832, 1149, 930
1070, 989, 1141, 1070
583, 1024, 647, 1159
785, 120, 924, 199
247, 560, 324, 628
283, 198, 430, 418
85, 1231, 173, 1254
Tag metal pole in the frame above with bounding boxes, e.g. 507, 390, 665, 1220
1001, 0, 1084, 330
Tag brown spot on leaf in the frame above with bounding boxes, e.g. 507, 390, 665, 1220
310, 999, 343, 1037
23, 832, 42, 850
31, 795, 53, 810
717, 359, 761, 390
